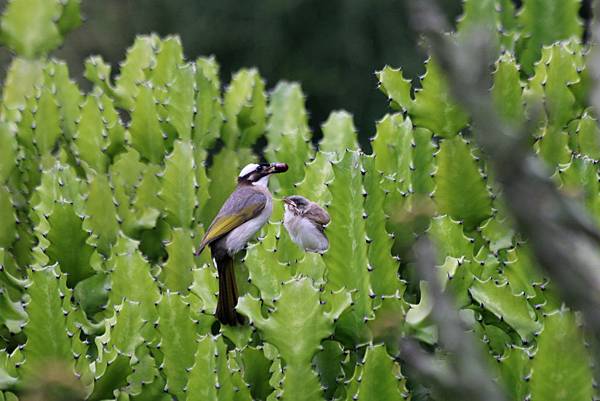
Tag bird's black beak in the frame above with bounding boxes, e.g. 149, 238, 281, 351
282, 197, 293, 206
266, 162, 288, 175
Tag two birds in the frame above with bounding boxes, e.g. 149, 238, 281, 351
195, 162, 329, 325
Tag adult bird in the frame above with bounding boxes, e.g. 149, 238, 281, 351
283, 195, 330, 253
195, 162, 288, 325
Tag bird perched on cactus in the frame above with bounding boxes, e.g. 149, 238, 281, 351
196, 162, 288, 325
283, 195, 330, 253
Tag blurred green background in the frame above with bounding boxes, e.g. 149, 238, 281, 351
57, 0, 463, 145
0, 0, 592, 145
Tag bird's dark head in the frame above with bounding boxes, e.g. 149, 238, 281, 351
238, 162, 288, 186
283, 195, 310, 213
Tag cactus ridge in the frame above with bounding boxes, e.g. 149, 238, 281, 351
0, 1, 596, 400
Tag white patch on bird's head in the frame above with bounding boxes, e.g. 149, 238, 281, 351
238, 163, 270, 187
239, 163, 259, 177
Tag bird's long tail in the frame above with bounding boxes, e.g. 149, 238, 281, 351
215, 255, 245, 325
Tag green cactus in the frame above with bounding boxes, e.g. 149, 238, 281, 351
434, 135, 493, 230
493, 53, 524, 124
378, 59, 469, 138
75, 95, 110, 174
107, 235, 159, 323
371, 114, 413, 187
0, 187, 16, 250
323, 150, 373, 344
1, 0, 64, 57
222, 69, 267, 149
129, 84, 166, 164
159, 140, 197, 229
456, 0, 501, 51
22, 265, 74, 378
517, 0, 582, 75
469, 278, 542, 342
0, 1, 597, 400
238, 278, 351, 401
265, 82, 312, 196
362, 156, 404, 298
530, 311, 593, 401
344, 344, 409, 401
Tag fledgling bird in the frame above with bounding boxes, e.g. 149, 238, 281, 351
195, 162, 288, 325
283, 195, 330, 253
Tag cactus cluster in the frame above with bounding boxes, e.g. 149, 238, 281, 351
0, 0, 596, 400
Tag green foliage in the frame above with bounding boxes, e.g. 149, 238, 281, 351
0, 124, 16, 184
75, 95, 110, 173
186, 335, 253, 401
457, 0, 501, 50
363, 156, 405, 298
0, 186, 16, 249
129, 84, 166, 164
434, 135, 492, 230
371, 113, 413, 185
493, 53, 524, 124
223, 68, 266, 149
379, 59, 469, 138
469, 278, 541, 341
161, 228, 195, 292
84, 174, 119, 256
265, 82, 312, 195
344, 344, 409, 401
517, 0, 582, 74
320, 111, 359, 159
530, 311, 593, 401
159, 140, 197, 228
22, 266, 73, 377
157, 292, 197, 400
0, 1, 596, 400
238, 278, 351, 401
0, 0, 80, 57
193, 57, 223, 150
323, 151, 373, 344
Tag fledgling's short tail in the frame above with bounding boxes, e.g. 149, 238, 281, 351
215, 255, 245, 325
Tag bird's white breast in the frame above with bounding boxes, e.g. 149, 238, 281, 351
223, 194, 272, 255
284, 209, 329, 253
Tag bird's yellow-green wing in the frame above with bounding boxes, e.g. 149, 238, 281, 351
199, 205, 261, 247
196, 188, 267, 255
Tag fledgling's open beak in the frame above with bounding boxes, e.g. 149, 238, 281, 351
282, 197, 299, 214
266, 162, 288, 175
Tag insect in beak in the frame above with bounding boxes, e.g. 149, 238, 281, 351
266, 162, 288, 175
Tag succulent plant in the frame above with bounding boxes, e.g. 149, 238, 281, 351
0, 1, 596, 400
